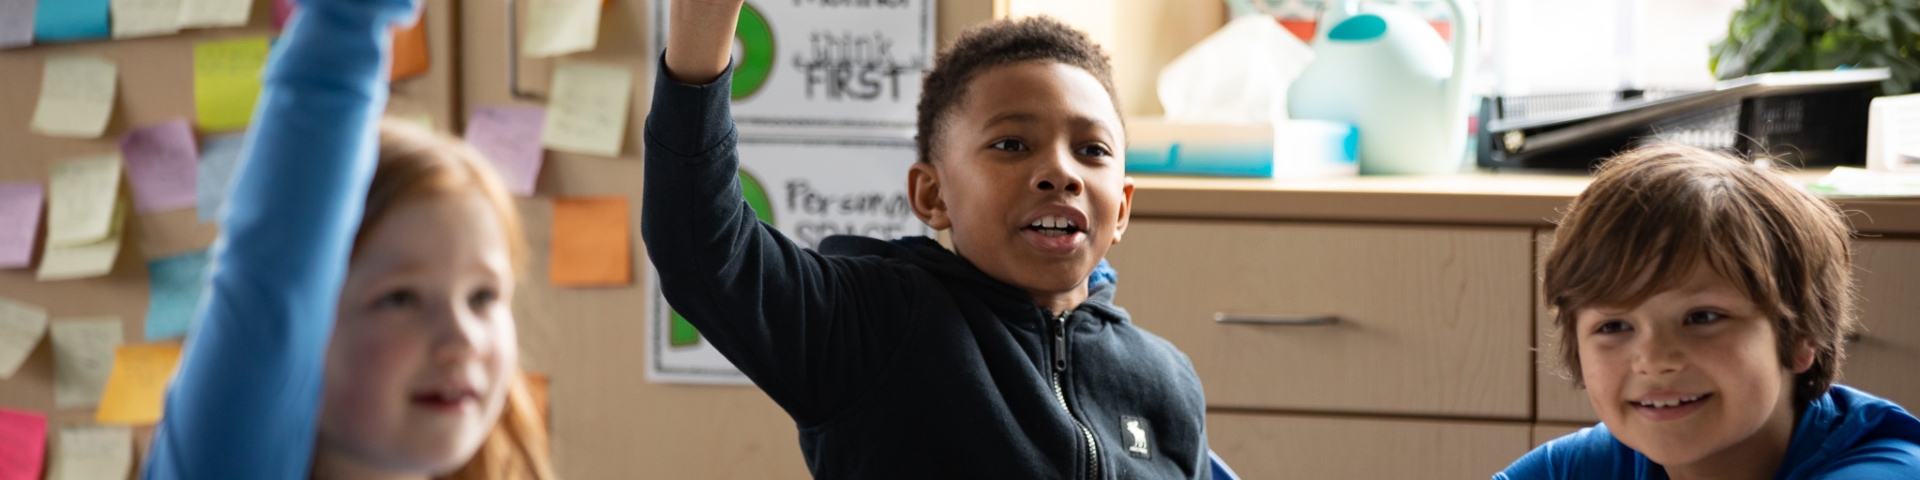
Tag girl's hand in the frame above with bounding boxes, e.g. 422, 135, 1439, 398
664, 0, 747, 84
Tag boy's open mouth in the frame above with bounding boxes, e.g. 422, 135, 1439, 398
1631, 393, 1710, 409
1024, 216, 1081, 237
1628, 392, 1712, 421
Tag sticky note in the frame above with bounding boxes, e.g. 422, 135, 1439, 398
522, 0, 601, 58
195, 133, 244, 223
550, 196, 630, 286
122, 120, 201, 214
95, 343, 183, 425
177, 0, 250, 28
270, 0, 293, 29
0, 298, 49, 379
0, 408, 48, 480
34, 0, 108, 42
391, 19, 429, 81
52, 319, 123, 409
111, 0, 180, 38
144, 251, 210, 340
466, 105, 546, 195
0, 183, 44, 269
541, 61, 631, 157
38, 197, 124, 281
0, 0, 35, 49
194, 36, 270, 133
30, 55, 117, 139
47, 425, 129, 480
46, 155, 123, 247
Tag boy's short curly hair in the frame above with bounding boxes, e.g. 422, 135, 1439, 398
915, 15, 1120, 163
1544, 143, 1857, 407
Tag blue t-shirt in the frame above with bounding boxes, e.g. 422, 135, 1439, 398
1496, 385, 1920, 479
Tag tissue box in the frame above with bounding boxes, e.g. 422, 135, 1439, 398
1125, 117, 1357, 178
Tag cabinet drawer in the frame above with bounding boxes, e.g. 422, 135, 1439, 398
1107, 220, 1533, 418
1210, 412, 1531, 479
1846, 239, 1920, 409
1534, 231, 1601, 423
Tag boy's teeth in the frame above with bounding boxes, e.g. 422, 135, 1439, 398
1028, 216, 1075, 229
1635, 394, 1704, 408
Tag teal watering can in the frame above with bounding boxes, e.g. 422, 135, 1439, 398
1287, 0, 1478, 175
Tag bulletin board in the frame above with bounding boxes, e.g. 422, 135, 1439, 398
0, 0, 460, 476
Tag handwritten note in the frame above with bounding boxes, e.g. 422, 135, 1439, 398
194, 36, 270, 132
144, 251, 210, 340
34, 0, 108, 42
522, 0, 601, 57
0, 408, 47, 480
550, 196, 631, 286
37, 224, 122, 281
95, 343, 183, 425
177, 0, 250, 28
111, 0, 180, 38
542, 61, 631, 157
52, 319, 122, 409
0, 0, 35, 49
0, 298, 48, 379
195, 133, 244, 223
47, 425, 129, 480
467, 105, 547, 195
122, 119, 200, 214
0, 183, 43, 269
30, 55, 117, 139
46, 155, 123, 247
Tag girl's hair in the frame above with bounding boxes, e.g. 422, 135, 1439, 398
355, 120, 556, 480
914, 15, 1120, 163
1543, 143, 1857, 407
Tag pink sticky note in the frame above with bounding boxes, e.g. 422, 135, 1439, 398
121, 119, 200, 214
0, 407, 48, 480
271, 0, 295, 29
0, 182, 44, 269
465, 105, 547, 196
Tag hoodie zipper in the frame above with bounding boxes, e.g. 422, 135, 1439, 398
1050, 310, 1099, 480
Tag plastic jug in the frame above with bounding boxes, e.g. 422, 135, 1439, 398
1287, 0, 1478, 175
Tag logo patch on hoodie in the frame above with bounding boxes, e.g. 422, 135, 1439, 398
1121, 415, 1151, 459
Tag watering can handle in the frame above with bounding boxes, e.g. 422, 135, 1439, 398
1443, 0, 1479, 125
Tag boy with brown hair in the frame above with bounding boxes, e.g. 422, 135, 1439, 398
641, 0, 1209, 477
1496, 143, 1920, 479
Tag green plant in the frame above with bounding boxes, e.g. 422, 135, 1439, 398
1710, 0, 1920, 94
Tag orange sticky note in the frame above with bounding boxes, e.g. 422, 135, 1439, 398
95, 343, 183, 425
549, 196, 630, 286
388, 16, 428, 81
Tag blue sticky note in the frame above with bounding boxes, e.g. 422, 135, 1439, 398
196, 133, 244, 224
145, 250, 212, 340
34, 0, 109, 43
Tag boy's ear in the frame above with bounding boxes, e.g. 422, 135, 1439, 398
909, 162, 952, 230
1789, 338, 1818, 374
1111, 176, 1135, 245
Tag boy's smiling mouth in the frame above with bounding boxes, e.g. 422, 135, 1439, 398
1019, 207, 1088, 254
1628, 392, 1714, 421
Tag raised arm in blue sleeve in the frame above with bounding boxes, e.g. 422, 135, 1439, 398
143, 0, 416, 477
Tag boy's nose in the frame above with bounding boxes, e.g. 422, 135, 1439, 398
1032, 148, 1084, 194
1630, 330, 1685, 376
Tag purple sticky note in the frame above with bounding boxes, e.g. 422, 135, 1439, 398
0, 0, 35, 49
121, 119, 200, 214
0, 183, 44, 269
465, 105, 547, 196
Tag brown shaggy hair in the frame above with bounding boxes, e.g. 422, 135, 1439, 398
914, 15, 1120, 163
1543, 143, 1857, 407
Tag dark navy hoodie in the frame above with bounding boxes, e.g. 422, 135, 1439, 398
641, 58, 1209, 479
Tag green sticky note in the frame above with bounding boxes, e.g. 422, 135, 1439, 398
193, 36, 269, 132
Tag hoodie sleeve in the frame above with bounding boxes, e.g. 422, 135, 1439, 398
143, 0, 414, 477
640, 55, 919, 423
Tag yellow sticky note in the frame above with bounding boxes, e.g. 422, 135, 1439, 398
30, 55, 117, 139
39, 195, 126, 281
0, 297, 49, 379
541, 61, 631, 157
46, 155, 123, 247
95, 343, 182, 425
48, 425, 131, 480
194, 36, 270, 133
177, 0, 251, 28
549, 196, 631, 286
111, 0, 181, 38
51, 319, 122, 410
522, 0, 601, 58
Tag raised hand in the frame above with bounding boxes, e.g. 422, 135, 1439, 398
664, 0, 748, 84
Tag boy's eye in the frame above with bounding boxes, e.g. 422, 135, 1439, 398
990, 139, 1028, 152
1684, 310, 1725, 325
1593, 320, 1631, 335
468, 288, 499, 310
374, 290, 420, 310
1076, 144, 1112, 157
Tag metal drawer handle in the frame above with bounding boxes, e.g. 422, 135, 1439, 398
1213, 313, 1339, 326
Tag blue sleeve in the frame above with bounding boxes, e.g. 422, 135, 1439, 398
142, 0, 416, 478
1493, 424, 1638, 480
1811, 437, 1920, 479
